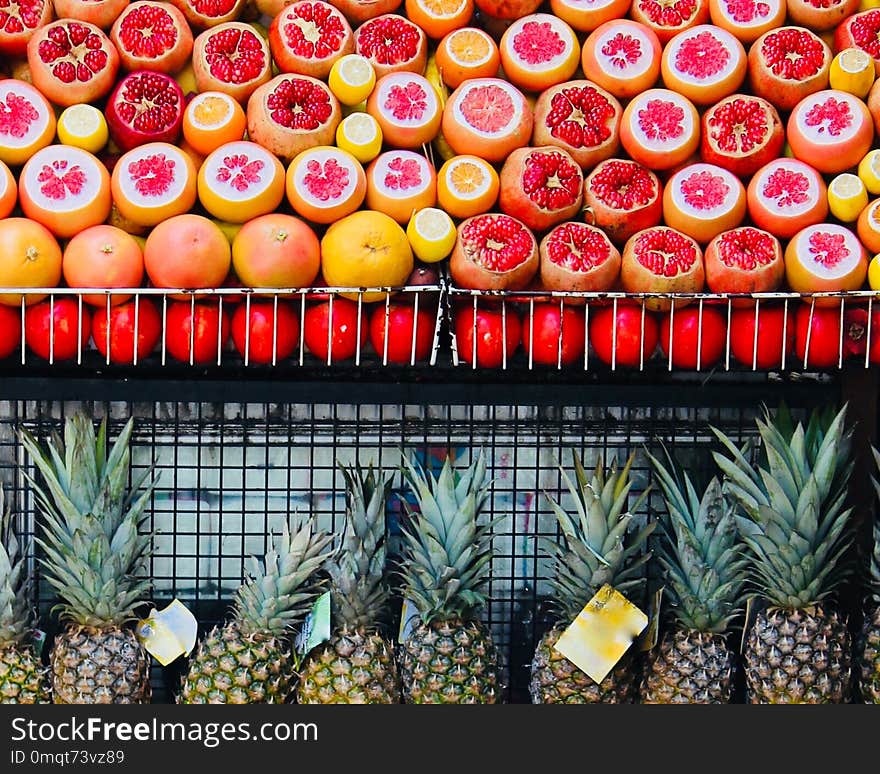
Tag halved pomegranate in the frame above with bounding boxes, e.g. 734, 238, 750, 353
629, 0, 709, 44
662, 162, 747, 244
499, 146, 583, 233
583, 158, 662, 245
620, 225, 705, 310
784, 223, 868, 301
0, 79, 56, 166
581, 20, 662, 99
246, 73, 341, 161
110, 1, 192, 74
700, 94, 783, 179
450, 212, 538, 291
792, 0, 858, 31
354, 14, 426, 78
326, 0, 402, 25
169, 0, 243, 29
707, 0, 785, 44
747, 26, 831, 112
366, 72, 442, 149
0, 0, 52, 56
747, 158, 828, 239
52, 0, 128, 29
704, 226, 783, 300
106, 70, 185, 152
269, 1, 354, 79
660, 24, 747, 106
619, 88, 701, 171
539, 221, 621, 294
27, 19, 120, 106
193, 22, 272, 104
532, 80, 621, 170
364, 149, 436, 223
834, 9, 880, 73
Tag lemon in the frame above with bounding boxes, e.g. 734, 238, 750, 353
828, 172, 868, 222
329, 54, 376, 106
860, 0, 880, 12
406, 207, 456, 263
56, 104, 108, 153
859, 149, 880, 195
829, 48, 875, 98
336, 113, 383, 163
869, 254, 880, 290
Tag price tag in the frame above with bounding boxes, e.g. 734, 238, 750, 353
638, 587, 664, 652
553, 584, 648, 684
398, 598, 420, 643
32, 629, 46, 659
295, 592, 331, 655
136, 599, 198, 666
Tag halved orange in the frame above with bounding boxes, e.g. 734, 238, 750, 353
182, 91, 247, 157
437, 154, 499, 218
434, 27, 500, 89
404, 0, 473, 40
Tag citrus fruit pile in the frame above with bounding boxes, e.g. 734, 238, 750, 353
3, 0, 880, 369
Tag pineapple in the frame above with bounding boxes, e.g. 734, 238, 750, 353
398, 453, 502, 704
713, 405, 854, 704
21, 414, 156, 704
641, 448, 747, 703
856, 446, 880, 703
296, 463, 401, 703
0, 486, 49, 703
530, 452, 654, 704
179, 515, 333, 703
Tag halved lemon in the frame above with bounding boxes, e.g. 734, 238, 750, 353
828, 172, 868, 222
57, 104, 109, 154
329, 54, 377, 106
336, 112, 383, 163
406, 207, 455, 263
868, 253, 880, 290
859, 149, 880, 195
829, 47, 875, 99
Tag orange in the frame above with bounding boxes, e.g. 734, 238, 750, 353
434, 27, 501, 89
0, 161, 16, 219
198, 140, 285, 223
0, 218, 63, 307
320, 210, 414, 302
182, 92, 248, 157
19, 146, 111, 239
0, 80, 56, 167
437, 155, 499, 218
404, 0, 473, 40
365, 150, 437, 224
111, 142, 198, 228
62, 224, 144, 307
499, 14, 580, 93
285, 146, 366, 224
857, 198, 880, 254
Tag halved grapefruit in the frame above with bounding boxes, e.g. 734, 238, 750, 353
662, 162, 747, 244
660, 24, 747, 105
365, 150, 437, 223
785, 222, 867, 301
498, 13, 580, 93
581, 20, 662, 100
747, 158, 828, 240
0, 79, 56, 166
366, 71, 442, 149
286, 145, 366, 224
619, 88, 701, 170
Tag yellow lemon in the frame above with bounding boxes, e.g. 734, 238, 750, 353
56, 104, 108, 153
406, 207, 456, 263
829, 48, 875, 98
828, 172, 868, 222
329, 54, 376, 106
336, 112, 383, 164
869, 254, 880, 290
860, 0, 880, 12
859, 149, 880, 195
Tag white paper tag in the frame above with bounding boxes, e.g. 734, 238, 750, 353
295, 591, 331, 655
398, 598, 420, 643
136, 599, 198, 666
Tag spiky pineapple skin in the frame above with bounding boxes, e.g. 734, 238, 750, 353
530, 625, 638, 704
745, 607, 851, 704
180, 623, 292, 704
401, 618, 500, 704
52, 626, 150, 704
641, 630, 734, 704
858, 605, 880, 703
0, 645, 49, 704
296, 627, 400, 704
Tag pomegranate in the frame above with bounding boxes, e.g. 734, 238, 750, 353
522, 303, 586, 367
231, 301, 300, 364
110, 1, 193, 74
454, 303, 522, 368
659, 305, 726, 369
302, 298, 367, 363
660, 24, 747, 106
106, 71, 184, 152
841, 307, 880, 364
169, 0, 243, 29
25, 298, 91, 362
794, 304, 842, 369
369, 302, 435, 363
700, 94, 784, 179
51, 0, 128, 29
539, 222, 621, 295
193, 22, 272, 104
354, 14, 427, 78
704, 226, 784, 300
729, 305, 793, 369
92, 298, 162, 364
747, 26, 831, 112
836, 10, 880, 74
0, 0, 51, 57
450, 212, 539, 291
583, 158, 663, 245
589, 303, 659, 367
747, 158, 828, 239
269, 1, 354, 79
620, 226, 705, 310
531, 80, 622, 170
27, 19, 120, 106
498, 146, 583, 233
628, 0, 709, 44
784, 223, 868, 300
619, 88, 701, 171
662, 162, 747, 245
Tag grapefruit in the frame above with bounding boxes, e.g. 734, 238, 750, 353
747, 158, 828, 240
0, 218, 62, 307
708, 0, 785, 44
550, 0, 632, 32
62, 225, 144, 307
660, 24, 747, 106
662, 162, 747, 244
619, 88, 701, 170
0, 161, 16, 219
0, 79, 56, 166
285, 145, 366, 224
232, 213, 321, 289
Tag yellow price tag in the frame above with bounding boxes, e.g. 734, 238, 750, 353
554, 584, 648, 684
136, 600, 198, 667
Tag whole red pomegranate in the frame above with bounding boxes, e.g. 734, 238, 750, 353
454, 304, 522, 368
450, 213, 539, 291
793, 304, 841, 369
231, 300, 300, 364
92, 297, 162, 364
583, 159, 662, 245
369, 302, 435, 363
589, 303, 659, 368
729, 305, 793, 369
659, 305, 726, 369
522, 303, 586, 367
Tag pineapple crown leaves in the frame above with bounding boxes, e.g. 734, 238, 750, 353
868, 446, 880, 603
0, 486, 37, 647
542, 451, 655, 622
646, 445, 748, 634
397, 452, 494, 624
233, 514, 334, 637
326, 461, 393, 631
711, 404, 855, 610
20, 415, 158, 627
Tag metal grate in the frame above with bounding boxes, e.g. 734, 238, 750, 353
0, 383, 838, 703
